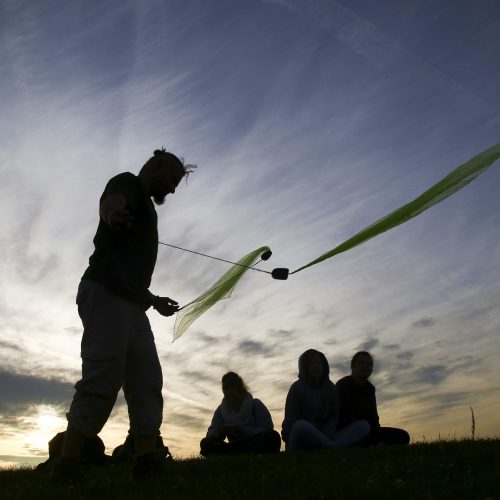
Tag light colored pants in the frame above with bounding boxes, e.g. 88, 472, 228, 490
67, 280, 163, 438
286, 419, 371, 452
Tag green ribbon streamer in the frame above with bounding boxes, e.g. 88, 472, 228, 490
173, 246, 271, 341
172, 142, 499, 340
291, 142, 500, 274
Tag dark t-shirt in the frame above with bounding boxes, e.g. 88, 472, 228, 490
82, 172, 158, 305
336, 375, 380, 430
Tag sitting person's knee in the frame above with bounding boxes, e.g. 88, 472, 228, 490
357, 419, 371, 435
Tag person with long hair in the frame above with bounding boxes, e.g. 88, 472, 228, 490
200, 372, 281, 456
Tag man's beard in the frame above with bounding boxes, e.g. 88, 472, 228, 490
152, 193, 166, 205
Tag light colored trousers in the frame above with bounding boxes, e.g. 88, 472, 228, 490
67, 280, 163, 438
286, 419, 371, 452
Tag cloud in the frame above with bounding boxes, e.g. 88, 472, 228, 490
0, 415, 24, 437
63, 327, 81, 336
324, 338, 339, 346
167, 411, 207, 430
450, 355, 483, 376
411, 365, 450, 385
0, 369, 74, 413
191, 331, 223, 346
0, 340, 24, 352
412, 317, 435, 329
236, 340, 277, 358
396, 351, 414, 360
412, 391, 472, 420
1, 0, 500, 459
356, 337, 379, 351
181, 370, 219, 386
409, 354, 483, 387
385, 344, 400, 351
265, 0, 493, 113
267, 328, 296, 339
273, 380, 293, 394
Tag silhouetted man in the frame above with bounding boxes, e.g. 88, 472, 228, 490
53, 149, 194, 481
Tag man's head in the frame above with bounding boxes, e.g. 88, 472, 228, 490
351, 351, 374, 381
139, 149, 196, 205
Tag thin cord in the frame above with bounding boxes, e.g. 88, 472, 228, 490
158, 241, 272, 275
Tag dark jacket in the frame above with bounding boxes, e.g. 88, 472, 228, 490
335, 375, 380, 430
281, 349, 339, 443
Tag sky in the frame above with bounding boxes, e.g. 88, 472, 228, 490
1, 0, 499, 465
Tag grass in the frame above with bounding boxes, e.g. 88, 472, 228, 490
1, 439, 499, 499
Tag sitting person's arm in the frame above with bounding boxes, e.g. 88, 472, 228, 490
335, 377, 357, 429
251, 399, 274, 433
321, 385, 340, 438
368, 385, 380, 430
281, 383, 301, 443
206, 406, 226, 441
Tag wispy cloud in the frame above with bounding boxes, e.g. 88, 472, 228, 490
412, 318, 435, 329
0, 369, 74, 413
355, 337, 379, 351
1, 0, 499, 458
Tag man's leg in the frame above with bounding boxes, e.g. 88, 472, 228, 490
123, 311, 163, 457
62, 281, 130, 459
55, 350, 125, 482
64, 357, 124, 457
60, 426, 85, 460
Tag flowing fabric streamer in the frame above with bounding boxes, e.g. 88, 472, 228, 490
173, 246, 270, 340
291, 142, 500, 274
172, 142, 499, 340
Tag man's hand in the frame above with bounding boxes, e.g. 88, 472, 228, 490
153, 296, 179, 317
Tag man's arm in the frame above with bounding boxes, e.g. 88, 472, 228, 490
99, 193, 133, 228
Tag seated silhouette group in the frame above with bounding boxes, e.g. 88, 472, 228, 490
199, 349, 409, 456
40, 348, 410, 470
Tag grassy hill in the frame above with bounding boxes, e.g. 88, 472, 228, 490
1, 439, 498, 499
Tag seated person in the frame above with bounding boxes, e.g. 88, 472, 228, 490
336, 351, 410, 446
281, 349, 370, 452
200, 372, 281, 456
